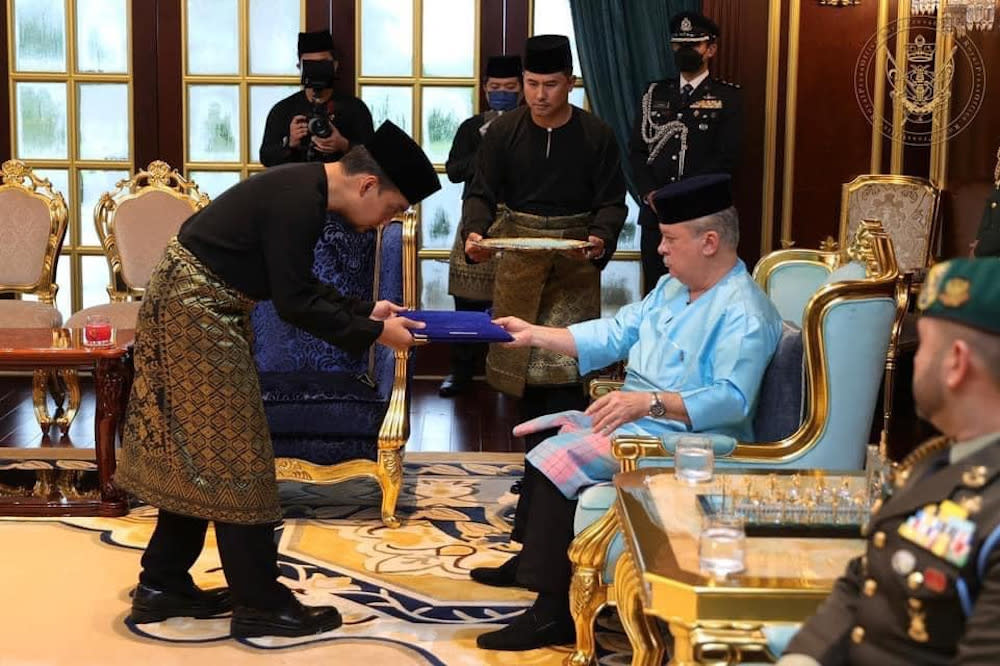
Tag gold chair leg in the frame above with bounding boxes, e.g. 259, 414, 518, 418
376, 447, 403, 528
564, 506, 621, 666
615, 550, 665, 666
32, 369, 52, 433
55, 369, 80, 434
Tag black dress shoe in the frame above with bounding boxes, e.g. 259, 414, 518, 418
129, 582, 233, 624
509, 480, 522, 495
438, 374, 471, 397
470, 555, 522, 588
476, 606, 575, 651
231, 596, 342, 638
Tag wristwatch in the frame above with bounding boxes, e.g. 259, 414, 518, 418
648, 392, 666, 418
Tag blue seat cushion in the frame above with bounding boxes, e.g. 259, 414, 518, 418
272, 435, 378, 465
259, 371, 388, 437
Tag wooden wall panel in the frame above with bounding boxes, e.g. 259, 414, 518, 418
132, 2, 160, 169
154, 1, 183, 171
788, 2, 881, 249
330, 0, 355, 97
0, 2, 10, 161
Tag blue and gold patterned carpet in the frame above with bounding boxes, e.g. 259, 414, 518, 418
0, 453, 629, 665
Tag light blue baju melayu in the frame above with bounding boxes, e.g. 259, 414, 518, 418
521, 260, 783, 498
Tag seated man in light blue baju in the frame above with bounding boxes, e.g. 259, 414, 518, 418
473, 173, 784, 652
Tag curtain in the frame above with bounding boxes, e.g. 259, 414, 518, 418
569, 0, 701, 199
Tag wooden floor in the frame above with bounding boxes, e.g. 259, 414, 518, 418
0, 374, 524, 454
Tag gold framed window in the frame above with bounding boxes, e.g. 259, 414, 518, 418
6, 0, 134, 319
181, 0, 306, 198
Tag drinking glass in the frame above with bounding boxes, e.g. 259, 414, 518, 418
83, 314, 113, 346
674, 435, 714, 483
699, 514, 746, 576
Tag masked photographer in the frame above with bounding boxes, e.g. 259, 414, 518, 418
259, 30, 374, 166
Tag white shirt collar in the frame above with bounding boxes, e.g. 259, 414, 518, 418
680, 70, 710, 91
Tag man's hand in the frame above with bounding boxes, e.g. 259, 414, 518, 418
370, 300, 406, 321
585, 390, 649, 435
464, 232, 496, 263
311, 125, 349, 154
288, 115, 309, 148
376, 316, 425, 351
493, 316, 534, 347
644, 190, 658, 213
565, 235, 606, 262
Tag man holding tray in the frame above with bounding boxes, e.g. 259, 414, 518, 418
473, 174, 782, 651
779, 258, 1000, 666
460, 33, 627, 570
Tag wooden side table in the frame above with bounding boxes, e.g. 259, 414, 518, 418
0, 328, 134, 517
614, 468, 866, 665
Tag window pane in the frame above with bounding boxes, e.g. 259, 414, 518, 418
619, 194, 640, 252
79, 170, 129, 247
419, 258, 452, 310
532, 0, 582, 77
186, 0, 239, 75
76, 0, 128, 73
249, 85, 300, 162
81, 255, 111, 309
249, 0, 300, 75
13, 0, 66, 72
188, 171, 241, 199
569, 87, 586, 109
422, 0, 474, 77
32, 169, 71, 212
361, 86, 413, 134
15, 82, 68, 159
361, 0, 413, 76
601, 261, 641, 317
55, 255, 72, 321
188, 85, 242, 163
420, 174, 463, 250
78, 84, 130, 160
421, 87, 473, 164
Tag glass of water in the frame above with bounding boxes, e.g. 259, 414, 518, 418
675, 435, 714, 483
699, 514, 746, 576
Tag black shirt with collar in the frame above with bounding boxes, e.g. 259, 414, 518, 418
259, 90, 375, 167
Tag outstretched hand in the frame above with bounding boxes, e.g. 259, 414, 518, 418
370, 300, 406, 321
493, 316, 533, 348
585, 391, 648, 435
464, 232, 496, 264
376, 316, 425, 351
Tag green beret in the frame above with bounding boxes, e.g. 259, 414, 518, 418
917, 258, 1000, 335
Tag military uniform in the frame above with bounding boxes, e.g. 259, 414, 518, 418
629, 12, 744, 294
782, 258, 1000, 665
972, 150, 1000, 257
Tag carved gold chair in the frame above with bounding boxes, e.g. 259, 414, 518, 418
564, 221, 904, 665
58, 161, 209, 431
0, 160, 70, 431
840, 174, 940, 278
252, 211, 417, 528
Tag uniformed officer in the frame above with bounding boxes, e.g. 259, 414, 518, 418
629, 11, 742, 294
971, 146, 999, 258
779, 257, 1000, 665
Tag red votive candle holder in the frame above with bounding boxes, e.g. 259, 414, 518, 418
84, 314, 113, 346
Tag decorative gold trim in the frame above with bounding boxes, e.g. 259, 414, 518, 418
613, 549, 665, 666
95, 161, 209, 301
0, 160, 69, 300
871, 0, 891, 173
273, 210, 418, 529
838, 173, 941, 271
780, 0, 802, 247
890, 0, 911, 173
928, 4, 954, 190
762, 0, 783, 256
565, 506, 619, 666
752, 250, 841, 293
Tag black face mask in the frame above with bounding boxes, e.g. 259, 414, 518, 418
673, 46, 704, 74
301, 59, 337, 90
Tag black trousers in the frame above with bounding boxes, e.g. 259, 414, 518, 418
511, 383, 588, 544
139, 509, 293, 610
640, 216, 666, 296
449, 295, 491, 378
513, 462, 578, 596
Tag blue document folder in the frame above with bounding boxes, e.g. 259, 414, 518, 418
403, 310, 514, 343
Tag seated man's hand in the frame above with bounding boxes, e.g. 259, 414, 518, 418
376, 316, 425, 351
585, 390, 648, 435
370, 299, 405, 321
464, 232, 496, 263
494, 316, 533, 347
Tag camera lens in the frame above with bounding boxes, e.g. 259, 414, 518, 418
308, 115, 333, 138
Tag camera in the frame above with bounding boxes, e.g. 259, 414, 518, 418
300, 59, 337, 159
307, 103, 334, 139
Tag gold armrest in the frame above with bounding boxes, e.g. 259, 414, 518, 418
589, 379, 624, 400
611, 435, 671, 473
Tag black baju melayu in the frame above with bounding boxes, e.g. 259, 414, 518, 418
259, 90, 374, 166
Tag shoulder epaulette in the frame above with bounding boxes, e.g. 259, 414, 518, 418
718, 79, 741, 89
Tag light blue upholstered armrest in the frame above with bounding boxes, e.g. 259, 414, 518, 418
658, 432, 738, 457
